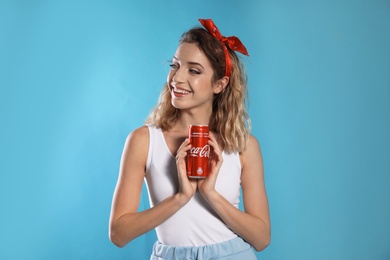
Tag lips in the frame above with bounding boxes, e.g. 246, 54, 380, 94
174, 88, 191, 94
171, 86, 192, 97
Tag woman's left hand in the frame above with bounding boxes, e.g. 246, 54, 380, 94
198, 132, 223, 200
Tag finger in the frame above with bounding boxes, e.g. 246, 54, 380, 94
177, 138, 191, 153
208, 132, 219, 147
176, 149, 187, 163
208, 133, 221, 150
176, 139, 191, 159
176, 139, 192, 175
208, 139, 222, 157
208, 131, 217, 140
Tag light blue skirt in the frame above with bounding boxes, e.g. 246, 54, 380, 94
150, 237, 257, 260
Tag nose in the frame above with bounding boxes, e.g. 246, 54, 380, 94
171, 66, 185, 84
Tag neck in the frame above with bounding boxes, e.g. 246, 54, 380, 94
174, 107, 212, 132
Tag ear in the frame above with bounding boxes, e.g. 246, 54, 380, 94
213, 76, 229, 94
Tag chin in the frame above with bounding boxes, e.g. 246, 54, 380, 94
171, 101, 185, 110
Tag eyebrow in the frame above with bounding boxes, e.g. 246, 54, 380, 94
173, 56, 204, 69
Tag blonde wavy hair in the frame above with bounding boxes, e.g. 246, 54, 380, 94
146, 27, 251, 153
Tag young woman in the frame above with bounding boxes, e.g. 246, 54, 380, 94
109, 19, 270, 259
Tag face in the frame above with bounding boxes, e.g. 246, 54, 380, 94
167, 42, 225, 112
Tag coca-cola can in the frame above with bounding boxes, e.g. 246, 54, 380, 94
187, 125, 210, 178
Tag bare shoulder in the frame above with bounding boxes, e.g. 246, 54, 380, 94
124, 126, 150, 152
240, 134, 263, 169
110, 126, 150, 225
247, 134, 261, 150
127, 125, 149, 143
239, 134, 268, 217
121, 125, 150, 172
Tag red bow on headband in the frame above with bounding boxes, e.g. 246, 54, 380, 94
199, 19, 249, 77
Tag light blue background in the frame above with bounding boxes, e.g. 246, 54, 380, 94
1, 0, 389, 259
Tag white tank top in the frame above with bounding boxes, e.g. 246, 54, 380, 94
144, 125, 241, 246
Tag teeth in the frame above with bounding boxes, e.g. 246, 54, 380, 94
175, 89, 190, 94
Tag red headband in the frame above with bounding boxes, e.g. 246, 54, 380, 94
199, 19, 249, 77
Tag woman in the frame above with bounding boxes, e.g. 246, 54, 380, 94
109, 19, 270, 259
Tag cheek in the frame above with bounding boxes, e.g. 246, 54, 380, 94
167, 70, 174, 84
194, 78, 213, 91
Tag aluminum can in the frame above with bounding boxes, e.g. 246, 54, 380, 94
187, 125, 209, 178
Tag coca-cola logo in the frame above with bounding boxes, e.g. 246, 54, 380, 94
189, 145, 210, 157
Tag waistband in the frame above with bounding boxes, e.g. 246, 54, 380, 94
150, 237, 257, 260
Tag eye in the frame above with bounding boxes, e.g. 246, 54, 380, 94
189, 68, 201, 75
169, 63, 179, 70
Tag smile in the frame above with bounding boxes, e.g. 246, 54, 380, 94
175, 89, 191, 94
172, 86, 192, 97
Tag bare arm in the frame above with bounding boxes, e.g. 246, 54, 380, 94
109, 126, 196, 247
198, 134, 271, 251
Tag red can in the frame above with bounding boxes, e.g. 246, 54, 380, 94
187, 125, 210, 178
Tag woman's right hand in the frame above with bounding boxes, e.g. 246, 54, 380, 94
175, 138, 197, 203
